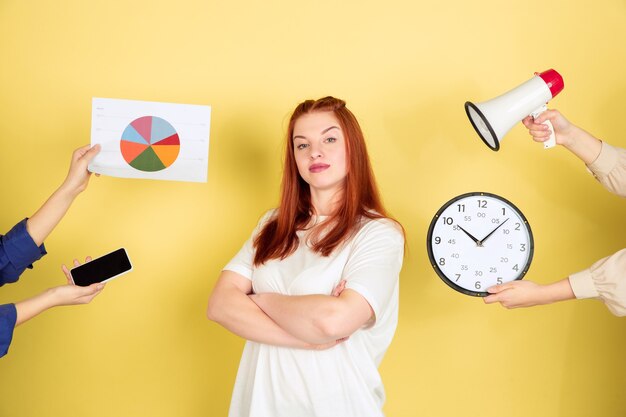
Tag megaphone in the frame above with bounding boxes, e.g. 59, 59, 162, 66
465, 69, 564, 151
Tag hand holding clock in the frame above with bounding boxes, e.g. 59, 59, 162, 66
484, 278, 575, 308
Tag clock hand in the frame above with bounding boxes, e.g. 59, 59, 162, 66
456, 224, 482, 247
479, 218, 509, 245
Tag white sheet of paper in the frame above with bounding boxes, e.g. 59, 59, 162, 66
90, 97, 211, 183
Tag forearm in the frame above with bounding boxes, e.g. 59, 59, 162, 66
208, 288, 314, 348
562, 125, 602, 165
14, 289, 57, 326
27, 184, 79, 246
538, 278, 576, 304
251, 293, 348, 344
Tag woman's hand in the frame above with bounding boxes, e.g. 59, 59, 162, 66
484, 278, 575, 309
331, 279, 346, 297
15, 257, 105, 326
54, 257, 105, 306
522, 109, 573, 147
60, 144, 101, 197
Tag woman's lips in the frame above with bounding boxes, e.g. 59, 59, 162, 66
309, 163, 330, 173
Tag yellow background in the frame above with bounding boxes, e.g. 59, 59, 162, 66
1, 1, 625, 416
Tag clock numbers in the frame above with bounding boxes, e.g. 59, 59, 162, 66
427, 192, 534, 297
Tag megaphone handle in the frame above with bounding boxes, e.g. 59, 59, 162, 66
530, 104, 556, 149
542, 119, 556, 149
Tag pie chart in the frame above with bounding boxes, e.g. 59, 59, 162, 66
120, 116, 180, 172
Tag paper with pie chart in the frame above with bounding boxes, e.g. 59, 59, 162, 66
90, 98, 211, 182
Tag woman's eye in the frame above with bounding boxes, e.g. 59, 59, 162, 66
325, 137, 336, 143
296, 143, 308, 150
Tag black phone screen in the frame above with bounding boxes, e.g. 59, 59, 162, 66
71, 248, 132, 286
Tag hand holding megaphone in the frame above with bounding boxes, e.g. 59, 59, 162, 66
465, 69, 564, 151
529, 104, 556, 148
522, 109, 573, 148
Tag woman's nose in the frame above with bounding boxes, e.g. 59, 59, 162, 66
309, 148, 322, 159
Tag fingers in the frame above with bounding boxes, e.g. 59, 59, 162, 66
483, 291, 518, 308
73, 144, 92, 159
534, 109, 561, 125
87, 282, 105, 293
332, 280, 347, 297
63, 257, 92, 285
486, 283, 513, 294
522, 114, 553, 142
483, 293, 502, 304
484, 283, 518, 306
61, 264, 72, 284
79, 144, 101, 163
74, 144, 100, 159
71, 256, 92, 267
521, 116, 535, 128
75, 283, 105, 304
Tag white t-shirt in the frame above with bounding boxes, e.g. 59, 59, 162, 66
224, 211, 404, 417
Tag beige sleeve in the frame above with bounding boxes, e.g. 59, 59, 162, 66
586, 142, 626, 197
569, 249, 626, 317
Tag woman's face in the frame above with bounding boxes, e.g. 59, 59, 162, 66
292, 111, 348, 196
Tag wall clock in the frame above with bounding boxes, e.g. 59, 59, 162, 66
427, 192, 534, 297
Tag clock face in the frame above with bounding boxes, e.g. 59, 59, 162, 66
427, 192, 534, 297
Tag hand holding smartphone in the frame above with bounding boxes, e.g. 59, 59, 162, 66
70, 248, 133, 286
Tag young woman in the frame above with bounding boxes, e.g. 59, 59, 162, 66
0, 145, 105, 357
207, 97, 405, 417
484, 109, 625, 316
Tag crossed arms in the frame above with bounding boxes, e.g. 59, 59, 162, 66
206, 270, 373, 349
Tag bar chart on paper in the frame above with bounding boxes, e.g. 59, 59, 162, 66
90, 98, 211, 183
120, 116, 181, 172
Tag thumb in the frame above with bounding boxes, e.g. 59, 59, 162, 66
533, 108, 559, 125
486, 283, 510, 294
80, 144, 101, 163
84, 283, 104, 295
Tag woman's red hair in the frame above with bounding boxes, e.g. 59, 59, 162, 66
253, 96, 398, 266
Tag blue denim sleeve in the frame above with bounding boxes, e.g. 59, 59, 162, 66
0, 219, 47, 286
0, 303, 17, 357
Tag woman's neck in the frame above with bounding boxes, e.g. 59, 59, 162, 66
309, 187, 343, 216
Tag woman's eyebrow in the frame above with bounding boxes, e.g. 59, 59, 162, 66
293, 125, 340, 141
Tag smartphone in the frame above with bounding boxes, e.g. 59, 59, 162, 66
70, 248, 133, 287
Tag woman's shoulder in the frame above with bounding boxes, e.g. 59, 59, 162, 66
259, 208, 278, 223
249, 208, 278, 234
355, 214, 404, 242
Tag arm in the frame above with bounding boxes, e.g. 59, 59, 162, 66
568, 249, 626, 317
0, 220, 46, 284
522, 110, 602, 164
249, 220, 404, 346
15, 258, 104, 326
26, 144, 100, 246
484, 279, 575, 309
250, 288, 373, 345
207, 270, 342, 349
15, 284, 104, 325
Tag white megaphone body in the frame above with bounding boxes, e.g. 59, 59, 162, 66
465, 69, 564, 151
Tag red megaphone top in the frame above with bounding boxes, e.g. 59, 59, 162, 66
536, 69, 564, 98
